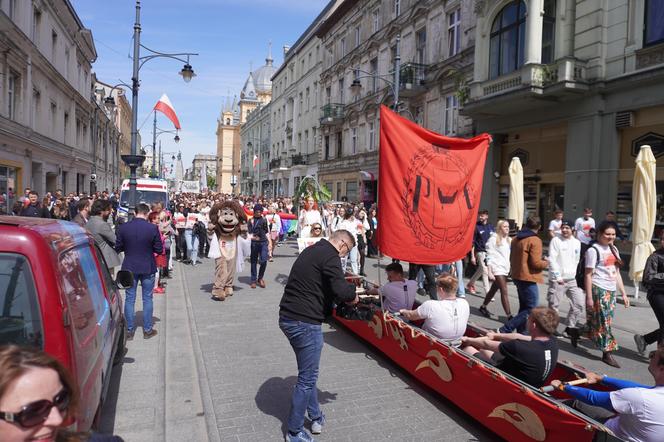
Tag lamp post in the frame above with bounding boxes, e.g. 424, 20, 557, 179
117, 0, 197, 218
349, 34, 401, 111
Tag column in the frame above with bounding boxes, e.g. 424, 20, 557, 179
524, 0, 544, 65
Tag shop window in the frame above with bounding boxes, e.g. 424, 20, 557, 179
542, 0, 556, 64
645, 0, 664, 47
346, 181, 358, 202
489, 0, 526, 79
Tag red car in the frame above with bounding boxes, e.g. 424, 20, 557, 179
0, 216, 131, 430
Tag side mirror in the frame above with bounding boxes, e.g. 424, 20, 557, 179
115, 270, 134, 289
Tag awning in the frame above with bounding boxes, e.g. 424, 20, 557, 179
359, 170, 377, 181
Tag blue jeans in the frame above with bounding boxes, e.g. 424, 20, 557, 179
184, 229, 199, 263
500, 280, 539, 333
124, 273, 156, 332
250, 241, 268, 282
279, 316, 324, 434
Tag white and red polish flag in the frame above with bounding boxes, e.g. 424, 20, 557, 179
153, 94, 181, 130
253, 155, 259, 168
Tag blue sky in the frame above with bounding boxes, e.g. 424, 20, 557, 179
71, 0, 329, 173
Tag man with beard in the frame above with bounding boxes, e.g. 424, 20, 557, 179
86, 199, 121, 270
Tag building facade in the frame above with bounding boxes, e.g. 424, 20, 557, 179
0, 0, 97, 213
315, 0, 475, 203
191, 153, 217, 188
239, 101, 271, 196
463, 0, 664, 255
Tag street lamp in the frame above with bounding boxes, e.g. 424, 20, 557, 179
120, 0, 198, 218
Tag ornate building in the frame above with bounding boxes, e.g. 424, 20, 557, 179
315, 0, 475, 203
463, 0, 664, 258
217, 46, 276, 194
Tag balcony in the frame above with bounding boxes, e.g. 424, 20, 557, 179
291, 154, 306, 166
269, 158, 282, 170
464, 57, 589, 117
399, 63, 427, 97
320, 103, 345, 126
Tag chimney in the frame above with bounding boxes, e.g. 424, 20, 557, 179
283, 45, 290, 58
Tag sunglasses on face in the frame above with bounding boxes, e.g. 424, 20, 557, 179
312, 226, 322, 231
0, 388, 70, 428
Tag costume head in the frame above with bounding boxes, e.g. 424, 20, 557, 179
210, 200, 246, 237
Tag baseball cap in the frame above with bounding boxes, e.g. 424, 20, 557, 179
560, 219, 573, 228
253, 204, 264, 212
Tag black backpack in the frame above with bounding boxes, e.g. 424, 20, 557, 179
575, 243, 621, 288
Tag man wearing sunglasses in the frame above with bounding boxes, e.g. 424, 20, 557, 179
550, 344, 664, 441
279, 230, 358, 442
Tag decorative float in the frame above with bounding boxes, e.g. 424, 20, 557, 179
334, 276, 622, 442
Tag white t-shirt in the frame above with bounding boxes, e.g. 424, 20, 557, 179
548, 236, 581, 281
548, 219, 563, 238
575, 216, 596, 245
299, 209, 322, 227
485, 234, 511, 276
338, 218, 358, 237
606, 386, 664, 442
586, 244, 620, 291
266, 213, 282, 232
416, 298, 470, 343
380, 280, 417, 313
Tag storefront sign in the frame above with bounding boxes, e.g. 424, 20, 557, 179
631, 132, 664, 158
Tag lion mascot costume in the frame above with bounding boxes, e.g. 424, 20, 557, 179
208, 200, 247, 301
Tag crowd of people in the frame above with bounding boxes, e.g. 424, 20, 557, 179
4, 187, 664, 442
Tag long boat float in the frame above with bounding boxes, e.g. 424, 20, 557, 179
333, 275, 623, 442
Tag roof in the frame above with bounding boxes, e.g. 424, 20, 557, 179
252, 44, 277, 94
315, 0, 359, 38
240, 72, 259, 101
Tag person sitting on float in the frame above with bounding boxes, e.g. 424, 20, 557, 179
399, 273, 470, 346
460, 307, 559, 388
367, 262, 417, 313
298, 196, 322, 238
549, 344, 664, 442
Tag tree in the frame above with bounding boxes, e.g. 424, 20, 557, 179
293, 175, 331, 211
207, 175, 216, 190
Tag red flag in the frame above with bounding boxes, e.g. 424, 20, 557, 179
153, 94, 181, 130
377, 105, 491, 264
253, 154, 259, 168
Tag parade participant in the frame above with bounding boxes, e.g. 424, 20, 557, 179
478, 220, 512, 320
367, 207, 378, 258
173, 204, 187, 261
298, 196, 322, 238
462, 307, 559, 388
604, 211, 626, 241
330, 205, 344, 233
19, 191, 51, 218
550, 344, 664, 442
184, 205, 201, 266
266, 205, 282, 259
548, 209, 564, 239
547, 220, 585, 345
71, 198, 90, 227
584, 221, 629, 368
208, 201, 247, 300
338, 206, 359, 274
467, 210, 494, 295
159, 212, 175, 279
149, 211, 167, 294
355, 209, 370, 276
366, 262, 417, 313
500, 217, 548, 334
248, 204, 272, 289
279, 230, 358, 442
575, 208, 596, 245
86, 199, 121, 271
115, 203, 163, 340
309, 223, 324, 238
400, 273, 469, 345
635, 232, 664, 354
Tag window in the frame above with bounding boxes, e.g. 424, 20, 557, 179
372, 9, 380, 33
32, 7, 41, 41
368, 121, 375, 151
51, 30, 58, 62
394, 0, 401, 17
325, 86, 331, 103
351, 127, 357, 154
346, 181, 358, 201
443, 94, 459, 135
7, 71, 19, 120
64, 48, 70, 77
489, 0, 526, 79
50, 102, 57, 134
306, 87, 310, 110
355, 25, 361, 47
0, 253, 42, 348
370, 58, 378, 93
299, 92, 303, 115
338, 78, 344, 103
448, 9, 461, 57
645, 0, 664, 46
336, 131, 342, 157
8, 0, 16, 20
340, 37, 346, 58
542, 0, 556, 64
416, 28, 427, 64
324, 135, 330, 159
32, 88, 40, 126
336, 182, 342, 200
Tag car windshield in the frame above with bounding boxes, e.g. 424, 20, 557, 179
0, 253, 43, 348
119, 190, 168, 208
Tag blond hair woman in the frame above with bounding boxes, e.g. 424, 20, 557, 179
479, 219, 513, 320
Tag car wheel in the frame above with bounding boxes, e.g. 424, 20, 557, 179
113, 320, 127, 366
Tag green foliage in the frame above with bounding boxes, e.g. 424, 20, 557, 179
293, 175, 331, 210
207, 175, 216, 190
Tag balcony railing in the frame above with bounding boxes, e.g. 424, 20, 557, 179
320, 103, 345, 125
269, 158, 281, 170
399, 62, 427, 97
291, 154, 306, 166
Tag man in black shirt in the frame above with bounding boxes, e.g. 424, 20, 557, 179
279, 229, 358, 442
461, 307, 559, 388
19, 191, 51, 218
248, 204, 272, 288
